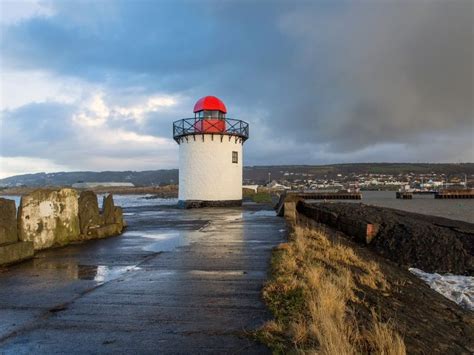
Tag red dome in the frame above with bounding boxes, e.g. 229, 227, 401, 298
193, 96, 227, 113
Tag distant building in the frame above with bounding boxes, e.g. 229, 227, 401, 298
72, 182, 134, 188
266, 180, 290, 190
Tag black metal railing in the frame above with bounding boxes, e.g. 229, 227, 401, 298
173, 118, 249, 143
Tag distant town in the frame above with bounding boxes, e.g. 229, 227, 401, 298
1, 163, 472, 193
253, 170, 472, 192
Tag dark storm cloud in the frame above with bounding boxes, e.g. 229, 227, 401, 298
1, 0, 473, 164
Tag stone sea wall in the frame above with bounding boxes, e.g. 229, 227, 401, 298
284, 200, 473, 275
0, 198, 34, 266
0, 189, 125, 266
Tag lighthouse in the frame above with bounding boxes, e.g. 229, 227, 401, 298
173, 96, 249, 208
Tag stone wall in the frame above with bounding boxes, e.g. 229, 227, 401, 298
12, 189, 125, 252
79, 192, 125, 239
0, 198, 34, 266
18, 189, 81, 250
285, 201, 473, 275
1, 190, 125, 266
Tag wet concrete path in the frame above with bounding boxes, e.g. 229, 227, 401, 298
0, 199, 286, 354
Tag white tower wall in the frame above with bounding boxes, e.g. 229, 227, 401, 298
178, 135, 243, 202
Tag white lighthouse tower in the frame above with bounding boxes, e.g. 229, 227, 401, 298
173, 96, 249, 208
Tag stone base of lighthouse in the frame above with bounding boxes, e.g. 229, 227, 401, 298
178, 134, 243, 208
178, 199, 242, 209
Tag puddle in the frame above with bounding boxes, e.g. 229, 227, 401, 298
124, 230, 189, 252
125, 231, 180, 240
244, 210, 276, 218
222, 214, 243, 222
78, 264, 141, 283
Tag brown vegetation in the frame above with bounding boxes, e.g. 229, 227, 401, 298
257, 224, 405, 354
257, 205, 474, 354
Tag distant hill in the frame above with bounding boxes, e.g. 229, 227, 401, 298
0, 170, 178, 188
1, 163, 472, 187
244, 163, 474, 183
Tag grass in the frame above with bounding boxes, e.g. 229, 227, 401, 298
243, 189, 272, 203
256, 224, 406, 354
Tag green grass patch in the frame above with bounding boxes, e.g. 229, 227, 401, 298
251, 192, 272, 204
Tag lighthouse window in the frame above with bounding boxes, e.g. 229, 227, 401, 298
195, 110, 225, 119
232, 151, 238, 164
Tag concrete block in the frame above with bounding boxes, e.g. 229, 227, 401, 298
78, 191, 102, 235
0, 241, 34, 266
365, 223, 380, 244
284, 202, 296, 222
18, 188, 80, 250
102, 194, 116, 224
0, 198, 17, 245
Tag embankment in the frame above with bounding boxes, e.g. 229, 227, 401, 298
258, 201, 473, 353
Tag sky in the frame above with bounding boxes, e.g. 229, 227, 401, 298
0, 0, 473, 178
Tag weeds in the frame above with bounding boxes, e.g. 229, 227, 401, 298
257, 223, 406, 354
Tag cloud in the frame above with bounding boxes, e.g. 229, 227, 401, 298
0, 156, 70, 179
0, 70, 94, 110
0, 0, 472, 177
1, 93, 179, 173
0, 0, 55, 26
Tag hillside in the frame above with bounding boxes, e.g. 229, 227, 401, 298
0, 163, 472, 187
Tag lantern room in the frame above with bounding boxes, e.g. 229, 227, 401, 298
193, 96, 227, 119
193, 96, 227, 133
173, 96, 249, 143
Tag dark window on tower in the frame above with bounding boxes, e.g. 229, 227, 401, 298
232, 151, 238, 164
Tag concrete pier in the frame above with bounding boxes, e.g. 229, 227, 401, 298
396, 191, 413, 199
435, 189, 474, 199
0, 202, 285, 353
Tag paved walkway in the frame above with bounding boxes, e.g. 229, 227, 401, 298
0, 201, 285, 354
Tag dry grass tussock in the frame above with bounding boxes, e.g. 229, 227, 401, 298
258, 224, 406, 354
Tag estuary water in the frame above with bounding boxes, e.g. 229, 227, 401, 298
2, 191, 473, 223
360, 191, 474, 223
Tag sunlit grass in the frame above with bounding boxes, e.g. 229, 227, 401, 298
256, 224, 405, 354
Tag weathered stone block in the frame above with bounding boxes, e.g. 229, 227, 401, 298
18, 188, 80, 250
177, 200, 242, 208
0, 241, 34, 266
102, 194, 116, 224
114, 206, 125, 230
296, 202, 379, 244
78, 191, 102, 236
0, 198, 17, 245
283, 201, 296, 222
